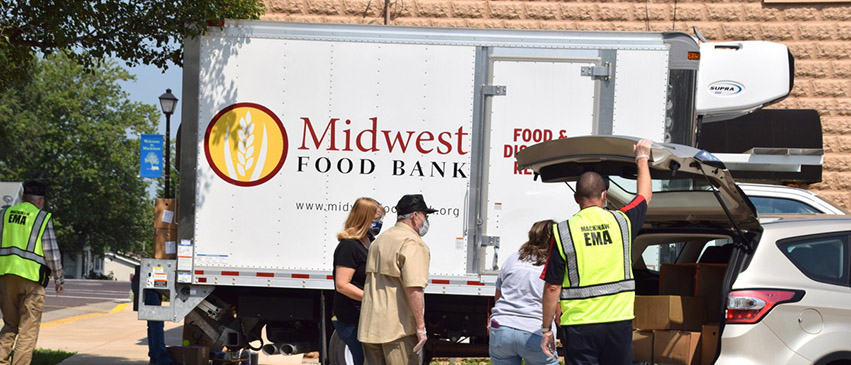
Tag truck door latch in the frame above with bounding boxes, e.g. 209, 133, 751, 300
482, 85, 507, 96
481, 236, 501, 272
581, 63, 612, 81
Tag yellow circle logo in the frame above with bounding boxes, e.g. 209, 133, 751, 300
204, 103, 288, 186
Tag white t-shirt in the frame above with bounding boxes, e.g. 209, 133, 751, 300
490, 252, 555, 334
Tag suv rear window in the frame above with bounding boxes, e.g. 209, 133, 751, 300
749, 196, 821, 215
779, 234, 849, 286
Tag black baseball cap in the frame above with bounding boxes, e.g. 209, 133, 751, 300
396, 194, 438, 216
23, 181, 47, 196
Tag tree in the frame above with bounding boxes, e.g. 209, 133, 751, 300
0, 53, 160, 255
0, 0, 265, 89
144, 151, 161, 171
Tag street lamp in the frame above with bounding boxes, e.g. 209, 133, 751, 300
158, 89, 178, 199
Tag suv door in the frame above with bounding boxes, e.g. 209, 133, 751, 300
515, 135, 759, 230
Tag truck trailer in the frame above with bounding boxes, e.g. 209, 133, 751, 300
138, 20, 796, 363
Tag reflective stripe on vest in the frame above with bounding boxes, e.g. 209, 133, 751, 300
560, 279, 635, 300
0, 246, 46, 265
612, 210, 632, 281
0, 208, 5, 242
554, 220, 579, 287
0, 203, 50, 282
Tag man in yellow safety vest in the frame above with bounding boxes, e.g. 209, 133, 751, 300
0, 181, 65, 365
540, 139, 653, 365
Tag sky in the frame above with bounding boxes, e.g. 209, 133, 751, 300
119, 62, 183, 139
118, 63, 183, 197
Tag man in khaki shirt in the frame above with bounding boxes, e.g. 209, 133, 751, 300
358, 194, 434, 365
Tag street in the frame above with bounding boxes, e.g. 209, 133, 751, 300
44, 279, 132, 314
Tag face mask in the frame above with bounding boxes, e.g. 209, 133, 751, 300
417, 215, 430, 237
370, 221, 383, 235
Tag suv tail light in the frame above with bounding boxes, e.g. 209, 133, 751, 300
726, 289, 804, 324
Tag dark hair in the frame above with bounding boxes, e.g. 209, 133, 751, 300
23, 180, 47, 197
518, 219, 557, 266
575, 171, 606, 200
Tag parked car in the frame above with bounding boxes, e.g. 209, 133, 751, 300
515, 135, 851, 365
738, 182, 848, 215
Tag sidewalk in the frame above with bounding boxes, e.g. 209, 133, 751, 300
32, 300, 310, 364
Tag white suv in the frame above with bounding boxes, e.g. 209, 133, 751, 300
516, 135, 851, 365
738, 183, 848, 216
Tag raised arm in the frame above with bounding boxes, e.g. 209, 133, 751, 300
634, 139, 653, 205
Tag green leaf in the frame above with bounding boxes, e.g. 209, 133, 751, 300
0, 53, 160, 255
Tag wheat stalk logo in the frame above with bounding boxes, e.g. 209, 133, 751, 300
237, 112, 256, 176
222, 110, 269, 182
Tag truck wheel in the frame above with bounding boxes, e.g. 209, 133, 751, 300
328, 329, 355, 365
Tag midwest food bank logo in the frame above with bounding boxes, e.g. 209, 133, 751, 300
204, 103, 288, 186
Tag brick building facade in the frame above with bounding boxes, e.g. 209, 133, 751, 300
262, 0, 851, 207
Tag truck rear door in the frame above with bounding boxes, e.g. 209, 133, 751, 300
477, 47, 671, 273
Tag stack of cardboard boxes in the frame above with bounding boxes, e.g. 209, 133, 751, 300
632, 264, 725, 364
167, 345, 210, 365
154, 198, 178, 259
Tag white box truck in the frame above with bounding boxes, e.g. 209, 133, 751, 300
138, 20, 796, 363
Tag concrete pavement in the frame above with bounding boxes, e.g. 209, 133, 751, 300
29, 299, 312, 364
37, 300, 180, 364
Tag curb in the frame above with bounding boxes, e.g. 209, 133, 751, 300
40, 303, 129, 329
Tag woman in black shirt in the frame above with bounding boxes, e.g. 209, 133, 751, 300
332, 197, 385, 365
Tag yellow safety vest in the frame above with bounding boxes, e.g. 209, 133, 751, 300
0, 202, 51, 285
553, 206, 634, 325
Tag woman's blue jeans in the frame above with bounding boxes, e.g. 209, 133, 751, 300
331, 318, 364, 365
489, 325, 559, 365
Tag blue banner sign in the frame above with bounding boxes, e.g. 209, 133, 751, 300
140, 134, 164, 178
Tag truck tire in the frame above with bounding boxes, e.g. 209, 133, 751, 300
328, 329, 355, 365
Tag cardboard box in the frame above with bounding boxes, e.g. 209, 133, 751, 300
155, 228, 178, 259
167, 345, 209, 365
697, 264, 727, 324
701, 324, 720, 365
654, 330, 700, 365
154, 198, 178, 229
660, 263, 729, 324
660, 264, 698, 296
633, 330, 654, 362
634, 295, 705, 331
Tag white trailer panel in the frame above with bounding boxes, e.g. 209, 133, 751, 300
179, 21, 698, 294
194, 37, 477, 276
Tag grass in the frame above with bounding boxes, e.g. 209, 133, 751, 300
31, 348, 76, 365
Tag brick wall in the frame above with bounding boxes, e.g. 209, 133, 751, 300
262, 0, 851, 208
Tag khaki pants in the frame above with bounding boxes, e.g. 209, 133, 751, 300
0, 274, 45, 365
362, 334, 420, 365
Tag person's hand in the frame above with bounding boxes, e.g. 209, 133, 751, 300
55, 284, 64, 295
634, 139, 652, 160
541, 330, 558, 360
413, 329, 428, 353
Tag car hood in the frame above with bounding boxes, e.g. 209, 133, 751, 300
515, 135, 760, 230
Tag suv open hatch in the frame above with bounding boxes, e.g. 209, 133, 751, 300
515, 135, 759, 230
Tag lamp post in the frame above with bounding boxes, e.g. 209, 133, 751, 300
158, 89, 178, 199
